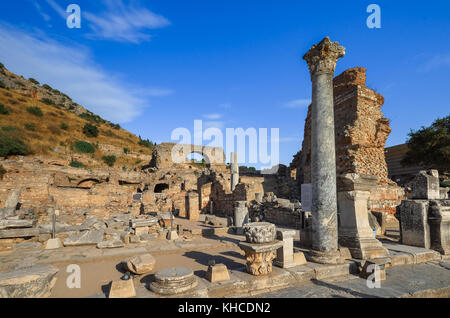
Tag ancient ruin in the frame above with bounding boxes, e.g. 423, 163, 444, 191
0, 34, 448, 299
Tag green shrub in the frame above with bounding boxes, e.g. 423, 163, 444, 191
102, 155, 116, 167
0, 62, 4, 70
79, 112, 105, 124
42, 84, 52, 90
60, 122, 69, 130
26, 106, 43, 117
138, 137, 155, 149
73, 141, 95, 154
40, 98, 55, 105
123, 148, 130, 154
29, 78, 40, 85
1, 126, 17, 131
0, 104, 9, 115
0, 80, 6, 89
69, 160, 84, 168
0, 132, 30, 157
24, 123, 36, 131
109, 122, 121, 130
82, 123, 99, 137
0, 164, 6, 179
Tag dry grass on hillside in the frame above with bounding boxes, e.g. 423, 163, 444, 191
0, 87, 153, 169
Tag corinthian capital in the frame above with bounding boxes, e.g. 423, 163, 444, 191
303, 37, 345, 77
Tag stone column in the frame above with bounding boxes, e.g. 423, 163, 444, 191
234, 201, 249, 235
303, 37, 345, 264
230, 152, 239, 191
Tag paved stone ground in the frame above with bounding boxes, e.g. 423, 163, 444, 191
259, 261, 450, 298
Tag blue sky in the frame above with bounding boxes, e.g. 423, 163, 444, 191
0, 0, 449, 167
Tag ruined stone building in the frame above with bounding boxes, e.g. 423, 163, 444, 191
291, 67, 404, 214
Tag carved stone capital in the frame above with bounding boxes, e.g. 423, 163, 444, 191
303, 37, 345, 78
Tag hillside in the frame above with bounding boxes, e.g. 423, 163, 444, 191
0, 62, 154, 170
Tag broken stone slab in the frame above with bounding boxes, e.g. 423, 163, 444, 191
124, 254, 156, 275
0, 228, 39, 239
0, 219, 33, 230
63, 230, 104, 247
138, 233, 158, 242
0, 265, 58, 298
134, 226, 148, 236
109, 279, 136, 298
130, 218, 158, 228
38, 222, 69, 234
97, 240, 125, 249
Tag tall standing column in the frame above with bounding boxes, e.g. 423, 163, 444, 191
303, 37, 345, 264
230, 152, 239, 191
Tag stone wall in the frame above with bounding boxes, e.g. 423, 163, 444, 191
293, 67, 403, 214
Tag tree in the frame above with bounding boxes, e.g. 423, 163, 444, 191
402, 115, 450, 173
82, 123, 99, 138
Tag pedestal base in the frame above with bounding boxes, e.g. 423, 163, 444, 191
339, 235, 389, 260
307, 249, 346, 265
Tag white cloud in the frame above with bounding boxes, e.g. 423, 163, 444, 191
44, 0, 67, 19
44, 0, 170, 43
204, 121, 225, 130
203, 113, 223, 120
131, 87, 174, 97
283, 99, 311, 108
0, 24, 154, 123
32, 1, 51, 22
419, 54, 450, 72
219, 103, 232, 109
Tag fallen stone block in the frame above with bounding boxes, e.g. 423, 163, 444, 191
109, 279, 136, 298
0, 265, 58, 298
134, 226, 148, 236
97, 240, 124, 249
0, 228, 39, 239
130, 218, 157, 228
0, 219, 33, 230
205, 264, 230, 283
125, 254, 156, 275
63, 230, 104, 246
45, 238, 62, 250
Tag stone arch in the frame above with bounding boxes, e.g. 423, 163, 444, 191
154, 183, 169, 193
149, 143, 226, 169
77, 178, 101, 189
